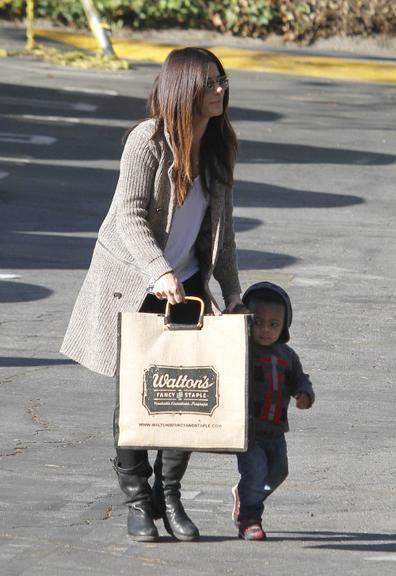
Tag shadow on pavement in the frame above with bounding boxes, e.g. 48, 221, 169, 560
0, 280, 53, 302
234, 180, 364, 209
239, 138, 396, 165
234, 216, 262, 232
238, 249, 298, 270
268, 530, 396, 552
230, 107, 283, 123
0, 82, 148, 121
1, 80, 370, 281
158, 535, 238, 543
0, 357, 75, 367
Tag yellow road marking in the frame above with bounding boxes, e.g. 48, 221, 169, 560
34, 28, 396, 84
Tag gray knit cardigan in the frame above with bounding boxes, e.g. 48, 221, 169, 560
60, 119, 241, 377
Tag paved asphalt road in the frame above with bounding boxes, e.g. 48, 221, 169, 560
1, 39, 396, 576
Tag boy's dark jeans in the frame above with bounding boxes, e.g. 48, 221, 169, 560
236, 433, 289, 520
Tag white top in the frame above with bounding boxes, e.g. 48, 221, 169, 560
164, 177, 209, 282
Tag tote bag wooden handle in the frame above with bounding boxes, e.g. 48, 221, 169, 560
164, 296, 205, 329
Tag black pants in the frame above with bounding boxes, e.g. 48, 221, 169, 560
115, 271, 206, 471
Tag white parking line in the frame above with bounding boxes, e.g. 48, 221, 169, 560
0, 96, 97, 112
61, 86, 118, 96
21, 114, 81, 124
365, 555, 396, 562
0, 157, 116, 170
14, 231, 98, 238
0, 156, 31, 164
0, 133, 57, 145
5, 114, 126, 128
0, 60, 133, 80
0, 274, 21, 280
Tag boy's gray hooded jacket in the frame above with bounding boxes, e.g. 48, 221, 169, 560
243, 282, 315, 435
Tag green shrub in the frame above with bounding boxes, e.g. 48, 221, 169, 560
274, 1, 396, 43
1, 1, 396, 44
0, 0, 87, 26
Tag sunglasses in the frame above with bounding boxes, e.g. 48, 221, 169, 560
205, 75, 229, 92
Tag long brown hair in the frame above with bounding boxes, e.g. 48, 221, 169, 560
147, 47, 238, 204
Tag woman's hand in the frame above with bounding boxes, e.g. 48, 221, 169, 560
153, 272, 186, 305
224, 293, 247, 313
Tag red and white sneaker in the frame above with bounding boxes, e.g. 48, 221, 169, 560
231, 484, 240, 526
238, 519, 266, 541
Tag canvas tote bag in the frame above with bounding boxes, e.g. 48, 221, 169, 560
116, 297, 252, 452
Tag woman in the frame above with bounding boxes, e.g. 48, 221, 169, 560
61, 47, 244, 542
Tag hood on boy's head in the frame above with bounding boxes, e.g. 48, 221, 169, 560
242, 281, 293, 343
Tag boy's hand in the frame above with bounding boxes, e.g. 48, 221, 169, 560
295, 393, 311, 410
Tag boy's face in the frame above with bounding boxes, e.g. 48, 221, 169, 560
251, 301, 285, 347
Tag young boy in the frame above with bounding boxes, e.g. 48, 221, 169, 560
232, 281, 315, 541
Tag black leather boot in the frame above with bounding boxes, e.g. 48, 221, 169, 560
151, 476, 164, 521
112, 458, 159, 542
153, 450, 200, 541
